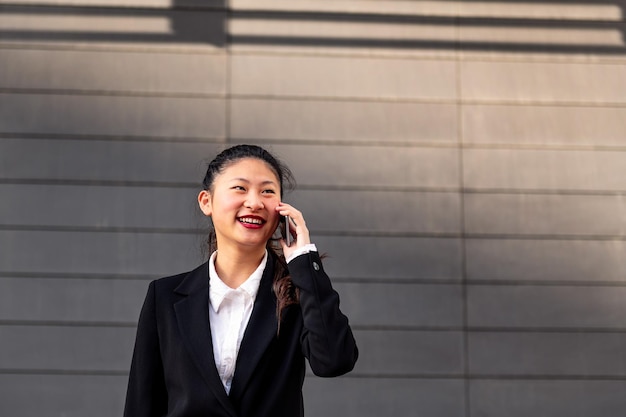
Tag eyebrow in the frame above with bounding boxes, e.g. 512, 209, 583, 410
229, 178, 278, 186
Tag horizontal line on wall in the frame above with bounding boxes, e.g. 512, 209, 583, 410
2, 88, 626, 110
0, 270, 156, 280
461, 143, 626, 152
462, 188, 626, 196
0, 224, 206, 235
352, 325, 463, 332
311, 230, 456, 239
2, 320, 626, 335
0, 224, 454, 237
0, 272, 457, 286
466, 374, 626, 381
2, 42, 624, 66
242, 137, 626, 152
297, 184, 461, 192
467, 326, 626, 334
228, 36, 626, 56
463, 233, 625, 242
237, 137, 462, 149
0, 41, 224, 55
0, 3, 225, 13
315, 373, 464, 380
335, 277, 626, 288
247, 90, 626, 109
2, 36, 625, 65
314, 230, 626, 242
1, 177, 624, 197
240, 137, 626, 153
466, 279, 626, 288
2, 133, 458, 149
231, 94, 626, 111
4, 369, 625, 381
2, 132, 626, 155
0, 321, 453, 332
333, 277, 463, 285
5, 4, 622, 25
229, 47, 626, 65
0, 177, 458, 192
453, 52, 626, 66
0, 178, 200, 189
0, 224, 623, 242
0, 131, 228, 144
0, 320, 136, 328
460, 99, 626, 109
0, 88, 226, 99
230, 94, 626, 110
0, 369, 128, 376
3, 132, 626, 154
0, 41, 443, 61
232, 8, 626, 25
351, 326, 626, 335
2, 272, 624, 290
0, 321, 455, 331
0, 33, 225, 47
323, 185, 626, 198
311, 372, 626, 381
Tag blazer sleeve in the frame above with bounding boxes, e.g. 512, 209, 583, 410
288, 251, 359, 377
124, 280, 168, 417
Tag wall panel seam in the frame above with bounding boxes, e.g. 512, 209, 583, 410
0, 42, 227, 54
3, 321, 626, 333
2, 134, 626, 152
0, 225, 624, 240
218, 49, 626, 64
0, 89, 227, 99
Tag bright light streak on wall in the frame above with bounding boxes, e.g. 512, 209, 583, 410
0, 12, 173, 34
231, 0, 624, 21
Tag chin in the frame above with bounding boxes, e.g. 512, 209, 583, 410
238, 234, 272, 248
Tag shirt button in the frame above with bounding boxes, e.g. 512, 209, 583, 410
312, 262, 320, 271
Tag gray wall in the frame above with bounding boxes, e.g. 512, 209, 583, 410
1, 1, 626, 416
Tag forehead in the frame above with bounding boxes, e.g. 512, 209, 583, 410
218, 158, 279, 182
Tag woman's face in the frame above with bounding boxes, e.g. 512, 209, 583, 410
198, 158, 282, 252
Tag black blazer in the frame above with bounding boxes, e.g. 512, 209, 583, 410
124, 251, 358, 417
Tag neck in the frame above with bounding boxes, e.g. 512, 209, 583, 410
214, 245, 266, 289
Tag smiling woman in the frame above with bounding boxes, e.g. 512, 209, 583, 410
123, 144, 358, 417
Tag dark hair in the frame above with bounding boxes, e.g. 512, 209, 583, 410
202, 144, 298, 330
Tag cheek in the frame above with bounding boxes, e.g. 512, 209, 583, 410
264, 199, 281, 223
217, 194, 243, 211
266, 198, 280, 211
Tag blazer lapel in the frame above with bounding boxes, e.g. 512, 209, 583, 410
229, 258, 278, 399
173, 263, 237, 417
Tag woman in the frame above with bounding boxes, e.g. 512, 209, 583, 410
124, 144, 358, 417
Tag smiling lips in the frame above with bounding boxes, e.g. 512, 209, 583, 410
238, 216, 266, 229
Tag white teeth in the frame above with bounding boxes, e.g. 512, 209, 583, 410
239, 217, 263, 224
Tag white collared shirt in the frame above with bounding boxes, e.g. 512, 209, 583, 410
208, 250, 266, 394
208, 244, 317, 394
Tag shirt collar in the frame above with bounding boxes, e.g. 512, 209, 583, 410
208, 250, 267, 312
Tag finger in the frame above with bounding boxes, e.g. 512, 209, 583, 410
288, 216, 297, 227
276, 205, 304, 225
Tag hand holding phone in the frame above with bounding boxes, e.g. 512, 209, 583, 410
276, 203, 310, 250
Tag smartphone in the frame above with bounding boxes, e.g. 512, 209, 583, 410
280, 215, 292, 247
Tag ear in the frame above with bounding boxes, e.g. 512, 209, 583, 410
198, 190, 212, 217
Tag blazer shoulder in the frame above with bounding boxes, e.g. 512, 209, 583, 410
151, 262, 209, 296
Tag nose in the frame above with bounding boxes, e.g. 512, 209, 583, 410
245, 194, 264, 210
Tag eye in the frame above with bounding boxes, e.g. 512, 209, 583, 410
232, 185, 246, 191
262, 189, 276, 194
